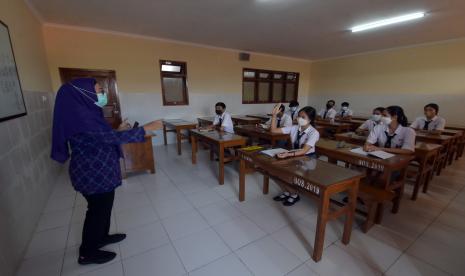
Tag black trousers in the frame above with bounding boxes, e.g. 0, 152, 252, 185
79, 190, 115, 256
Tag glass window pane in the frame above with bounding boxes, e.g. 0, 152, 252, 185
244, 71, 255, 78
285, 83, 296, 101
163, 77, 185, 102
161, 64, 182, 72
272, 83, 283, 102
273, 73, 283, 80
258, 82, 270, 102
286, 73, 296, 81
259, 72, 270, 79
243, 81, 255, 101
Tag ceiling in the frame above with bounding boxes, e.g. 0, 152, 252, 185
28, 0, 465, 60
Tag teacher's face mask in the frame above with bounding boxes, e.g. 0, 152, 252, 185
95, 93, 108, 107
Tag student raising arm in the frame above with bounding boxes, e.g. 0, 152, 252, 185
364, 106, 416, 155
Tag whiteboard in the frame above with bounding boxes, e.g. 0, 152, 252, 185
0, 20, 26, 122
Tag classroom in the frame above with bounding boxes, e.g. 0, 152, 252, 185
1, 0, 465, 275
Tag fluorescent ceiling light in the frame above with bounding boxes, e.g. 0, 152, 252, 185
351, 12, 426, 33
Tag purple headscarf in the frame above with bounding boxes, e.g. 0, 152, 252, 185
51, 78, 112, 163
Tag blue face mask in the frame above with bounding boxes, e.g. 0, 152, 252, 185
95, 93, 108, 107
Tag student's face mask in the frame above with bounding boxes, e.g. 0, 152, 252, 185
342, 106, 348, 111
371, 114, 382, 122
215, 109, 223, 115
381, 116, 392, 125
290, 107, 298, 112
95, 93, 108, 107
297, 117, 309, 127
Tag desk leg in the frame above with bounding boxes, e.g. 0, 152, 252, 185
313, 191, 330, 262
263, 175, 269, 195
191, 136, 197, 164
342, 181, 358, 244
163, 125, 167, 145
239, 158, 246, 201
176, 129, 182, 155
219, 144, 225, 185
412, 159, 426, 200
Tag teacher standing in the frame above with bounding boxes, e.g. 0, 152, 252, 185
51, 78, 161, 265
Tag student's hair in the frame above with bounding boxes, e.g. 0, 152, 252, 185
289, 100, 299, 107
279, 104, 285, 112
386, 106, 409, 127
373, 107, 386, 113
299, 106, 317, 127
327, 100, 335, 105
215, 102, 226, 109
424, 103, 439, 113
341, 102, 349, 107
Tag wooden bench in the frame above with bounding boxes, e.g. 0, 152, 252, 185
357, 182, 395, 233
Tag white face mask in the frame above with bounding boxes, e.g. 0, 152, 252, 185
290, 107, 298, 112
297, 117, 309, 126
342, 106, 348, 111
381, 116, 392, 125
371, 114, 382, 122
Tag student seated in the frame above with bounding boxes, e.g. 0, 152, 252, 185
270, 104, 320, 206
208, 102, 234, 133
410, 103, 446, 134
317, 100, 337, 121
336, 102, 353, 120
287, 100, 299, 122
364, 106, 416, 155
356, 107, 386, 135
262, 104, 292, 129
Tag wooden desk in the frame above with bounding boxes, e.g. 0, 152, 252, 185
315, 139, 414, 231
162, 119, 197, 155
238, 149, 363, 262
121, 134, 155, 178
315, 120, 352, 135
351, 116, 370, 121
234, 125, 291, 147
335, 119, 364, 131
445, 126, 465, 159
440, 129, 464, 163
190, 129, 246, 184
334, 132, 442, 200
197, 116, 215, 127
231, 115, 262, 126
246, 114, 271, 122
415, 132, 453, 175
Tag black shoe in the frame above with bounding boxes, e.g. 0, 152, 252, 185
273, 192, 290, 202
78, 250, 116, 265
283, 195, 300, 206
98, 234, 126, 248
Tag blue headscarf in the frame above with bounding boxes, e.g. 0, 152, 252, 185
51, 78, 112, 163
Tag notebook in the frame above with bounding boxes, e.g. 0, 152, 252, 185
261, 148, 288, 157
350, 147, 395, 160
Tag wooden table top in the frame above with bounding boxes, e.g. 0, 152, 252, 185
240, 149, 364, 189
316, 139, 414, 168
232, 116, 262, 124
246, 114, 271, 120
163, 119, 197, 127
315, 120, 352, 128
190, 129, 246, 143
335, 132, 442, 153
415, 132, 454, 144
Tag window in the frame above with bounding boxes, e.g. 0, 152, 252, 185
242, 68, 299, 104
160, 60, 189, 105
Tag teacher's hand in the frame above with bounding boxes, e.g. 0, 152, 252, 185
143, 120, 163, 132
117, 118, 131, 131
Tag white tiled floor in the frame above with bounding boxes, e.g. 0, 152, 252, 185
17, 143, 465, 275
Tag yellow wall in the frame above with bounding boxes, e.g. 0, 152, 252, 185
0, 0, 51, 92
309, 39, 465, 124
43, 25, 311, 95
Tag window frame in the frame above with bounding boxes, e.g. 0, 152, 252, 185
242, 68, 299, 104
159, 60, 189, 106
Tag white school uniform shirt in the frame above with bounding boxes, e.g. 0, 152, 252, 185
265, 113, 293, 128
410, 116, 446, 131
213, 112, 234, 133
281, 125, 320, 155
337, 108, 353, 118
318, 108, 337, 120
287, 109, 299, 121
359, 119, 383, 133
366, 124, 416, 152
